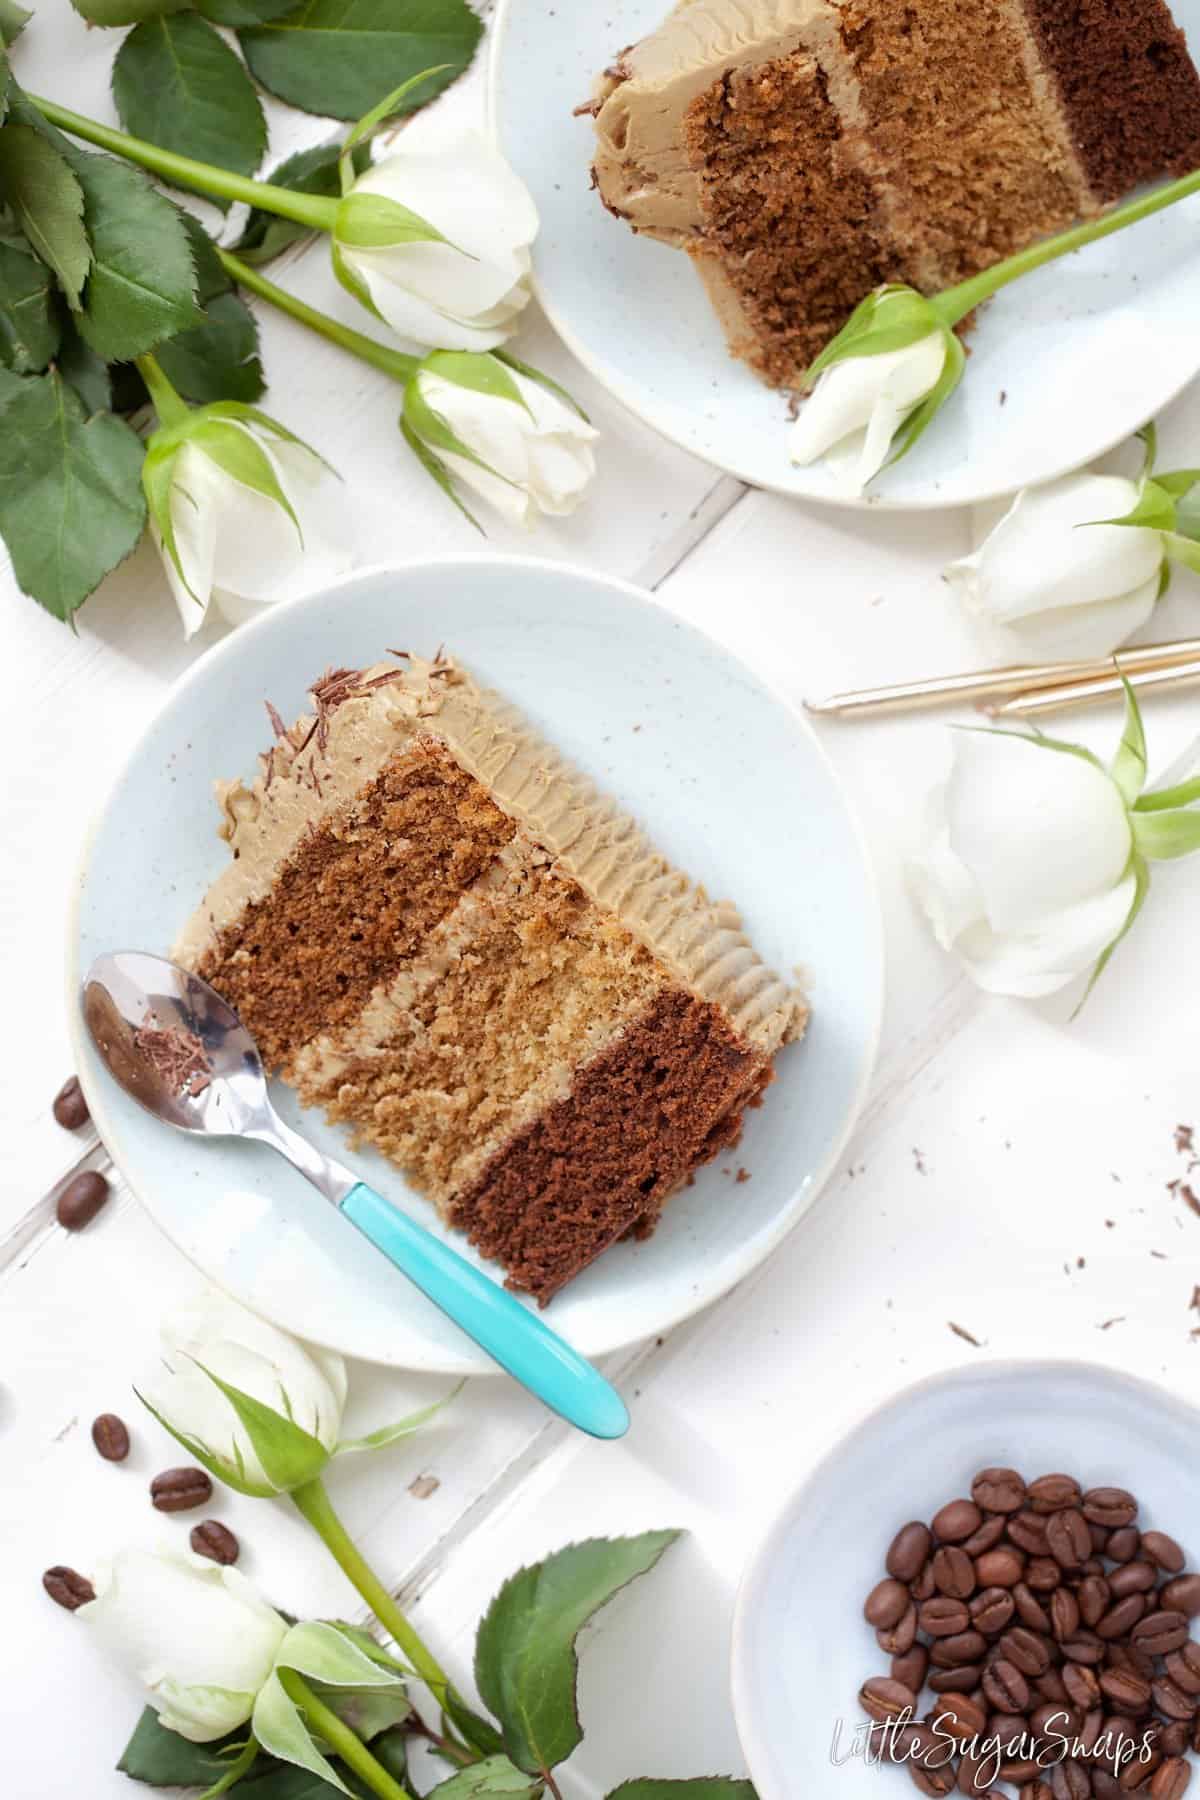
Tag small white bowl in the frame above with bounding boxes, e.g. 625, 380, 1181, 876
731, 1360, 1200, 1800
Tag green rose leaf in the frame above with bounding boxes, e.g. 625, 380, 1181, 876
475, 1531, 681, 1777
70, 0, 189, 21
58, 321, 113, 413
0, 123, 91, 308
426, 1756, 543, 1799
0, 366, 146, 619
239, 0, 483, 122
0, 1, 30, 45
154, 292, 265, 404
197, 0, 296, 22
230, 136, 370, 266
59, 142, 202, 360
0, 239, 60, 372
113, 17, 268, 209
607, 1784, 758, 1800
117, 1708, 247, 1786
442, 1690, 507, 1760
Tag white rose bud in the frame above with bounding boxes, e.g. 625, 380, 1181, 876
404, 351, 598, 528
78, 1547, 287, 1742
945, 474, 1167, 661
143, 403, 352, 640
791, 331, 948, 497
334, 114, 537, 352
910, 730, 1138, 998
140, 1288, 347, 1497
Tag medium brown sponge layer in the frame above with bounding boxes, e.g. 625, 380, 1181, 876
1020, 0, 1200, 201
682, 50, 892, 386
450, 988, 771, 1304
197, 740, 515, 1071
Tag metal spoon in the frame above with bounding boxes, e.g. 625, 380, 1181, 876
82, 951, 629, 1440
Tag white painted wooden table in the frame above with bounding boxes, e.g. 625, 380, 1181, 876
5, 8, 1200, 1794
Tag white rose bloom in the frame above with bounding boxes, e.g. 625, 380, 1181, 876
336, 115, 537, 352
142, 1288, 347, 1496
78, 1547, 287, 1742
408, 354, 598, 528
790, 331, 947, 496
153, 417, 352, 640
910, 730, 1137, 998
946, 474, 1166, 661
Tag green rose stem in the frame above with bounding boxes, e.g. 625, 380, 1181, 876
290, 1475, 473, 1760
931, 166, 1200, 327
29, 95, 340, 233
277, 1669, 410, 1800
217, 248, 418, 382
135, 352, 189, 428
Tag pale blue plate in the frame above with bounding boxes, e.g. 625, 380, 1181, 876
69, 557, 882, 1371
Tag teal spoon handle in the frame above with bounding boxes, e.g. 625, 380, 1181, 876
339, 1182, 629, 1440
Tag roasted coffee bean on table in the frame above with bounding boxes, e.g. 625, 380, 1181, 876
42, 1565, 95, 1610
55, 1169, 110, 1231
150, 1466, 213, 1512
860, 1469, 1200, 1794
91, 1412, 130, 1462
190, 1520, 240, 1565
52, 1075, 90, 1130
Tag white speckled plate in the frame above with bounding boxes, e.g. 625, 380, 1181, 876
732, 1360, 1200, 1800
69, 558, 883, 1372
489, 0, 1200, 510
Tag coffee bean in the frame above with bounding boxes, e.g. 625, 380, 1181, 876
866, 1576, 911, 1628
1001, 1627, 1054, 1676
923, 1597, 973, 1638
1092, 1524, 1112, 1555
972, 1588, 1016, 1636
1080, 1576, 1113, 1628
190, 1520, 239, 1566
1110, 1564, 1158, 1601
1030, 1476, 1083, 1514
1038, 1668, 1072, 1704
931, 1693, 988, 1743
930, 1666, 984, 1695
1084, 1490, 1139, 1530
977, 1547, 1026, 1589
1048, 1510, 1093, 1571
983, 1658, 1030, 1713
991, 1713, 1030, 1750
1108, 1643, 1156, 1682
943, 1631, 991, 1664
91, 1413, 130, 1462
1099, 1597, 1149, 1640
1108, 1529, 1142, 1565
1123, 1748, 1164, 1792
1150, 1760, 1190, 1800
1079, 1707, 1107, 1756
1027, 1556, 1063, 1594
1141, 1534, 1186, 1576
150, 1466, 212, 1513
912, 1761, 958, 1797
52, 1075, 90, 1130
1011, 1512, 1053, 1556
894, 1646, 930, 1691
891, 1722, 939, 1765
963, 1517, 1007, 1558
1052, 1764, 1093, 1800
913, 1561, 938, 1601
957, 1750, 996, 1795
1100, 1668, 1153, 1712
1062, 1630, 1106, 1666
1065, 1663, 1103, 1710
1193, 1714, 1200, 1755
1052, 1589, 1082, 1640
889, 1522, 934, 1582
1132, 1612, 1190, 1657
1016, 1583, 1054, 1633
1165, 1644, 1200, 1696
860, 1676, 917, 1723
56, 1170, 110, 1231
1151, 1678, 1198, 1722
879, 1604, 919, 1655
1158, 1721, 1189, 1758
973, 1468, 1027, 1515
1161, 1576, 1200, 1619
935, 1501, 985, 1545
42, 1565, 94, 1610
1021, 1786, 1054, 1800
935, 1547, 978, 1600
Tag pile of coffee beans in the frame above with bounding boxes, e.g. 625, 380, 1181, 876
859, 1469, 1200, 1797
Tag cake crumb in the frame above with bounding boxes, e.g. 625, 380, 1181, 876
735, 1166, 751, 1184
948, 1321, 983, 1348
408, 1474, 440, 1500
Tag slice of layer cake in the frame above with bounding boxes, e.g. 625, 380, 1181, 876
176, 656, 807, 1303
586, 0, 1200, 388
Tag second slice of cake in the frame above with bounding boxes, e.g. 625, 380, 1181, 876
176, 656, 807, 1303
